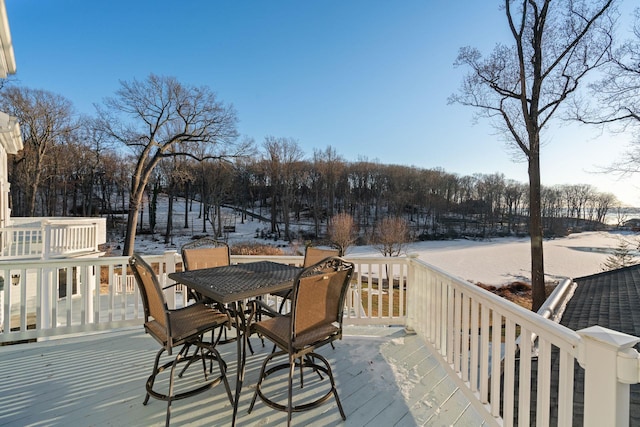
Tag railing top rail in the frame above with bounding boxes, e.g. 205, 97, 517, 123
8, 217, 105, 225
0, 226, 42, 231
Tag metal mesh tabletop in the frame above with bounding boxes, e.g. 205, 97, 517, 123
169, 261, 302, 304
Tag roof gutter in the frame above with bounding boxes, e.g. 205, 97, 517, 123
537, 277, 576, 322
0, 0, 16, 77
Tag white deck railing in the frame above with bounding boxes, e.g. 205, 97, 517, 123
0, 252, 409, 343
0, 217, 105, 259
1, 252, 639, 426
405, 255, 640, 427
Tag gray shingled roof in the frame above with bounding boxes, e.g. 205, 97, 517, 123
559, 264, 640, 425
503, 265, 640, 425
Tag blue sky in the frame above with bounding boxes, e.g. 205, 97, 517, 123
6, 0, 640, 205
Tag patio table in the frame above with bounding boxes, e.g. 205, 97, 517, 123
168, 261, 302, 426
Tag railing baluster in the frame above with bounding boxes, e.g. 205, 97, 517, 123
518, 325, 532, 427
453, 287, 462, 372
480, 303, 490, 403
557, 347, 574, 426
536, 338, 552, 427
503, 318, 516, 426
491, 310, 502, 417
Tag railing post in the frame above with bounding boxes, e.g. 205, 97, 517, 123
164, 251, 177, 309
41, 267, 53, 329
42, 220, 52, 260
578, 325, 640, 427
85, 264, 95, 324
405, 253, 419, 333
92, 222, 98, 252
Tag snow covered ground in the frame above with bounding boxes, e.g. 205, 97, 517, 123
125, 198, 635, 287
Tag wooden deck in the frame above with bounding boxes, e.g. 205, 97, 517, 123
0, 326, 487, 426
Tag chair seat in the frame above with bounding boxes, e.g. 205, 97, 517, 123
252, 316, 339, 350
145, 304, 229, 347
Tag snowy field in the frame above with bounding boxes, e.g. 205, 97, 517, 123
125, 198, 635, 287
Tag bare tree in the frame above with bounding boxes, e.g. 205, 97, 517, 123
96, 74, 239, 255
311, 147, 345, 236
0, 86, 76, 216
578, 8, 640, 176
371, 216, 409, 257
449, 0, 616, 311
262, 137, 304, 241
327, 212, 357, 256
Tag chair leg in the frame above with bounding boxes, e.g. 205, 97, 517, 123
178, 341, 211, 378
287, 354, 295, 427
199, 345, 209, 379
299, 356, 304, 388
249, 350, 272, 413
303, 354, 324, 383
208, 344, 234, 406
165, 353, 181, 427
145, 347, 166, 405
247, 333, 256, 355
178, 331, 214, 378
313, 352, 346, 420
249, 349, 343, 423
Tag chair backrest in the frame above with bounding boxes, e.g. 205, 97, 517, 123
181, 238, 230, 271
290, 257, 354, 338
129, 254, 168, 328
302, 247, 340, 267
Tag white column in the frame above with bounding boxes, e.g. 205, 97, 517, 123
578, 325, 640, 427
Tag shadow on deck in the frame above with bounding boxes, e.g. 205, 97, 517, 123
0, 326, 485, 426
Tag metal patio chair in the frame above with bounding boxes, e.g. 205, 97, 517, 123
272, 246, 340, 314
248, 256, 354, 426
129, 254, 233, 426
181, 237, 230, 303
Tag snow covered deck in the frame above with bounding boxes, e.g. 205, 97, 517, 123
0, 326, 485, 426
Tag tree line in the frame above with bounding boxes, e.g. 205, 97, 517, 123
3, 82, 618, 246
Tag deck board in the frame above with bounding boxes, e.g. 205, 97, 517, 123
0, 326, 487, 426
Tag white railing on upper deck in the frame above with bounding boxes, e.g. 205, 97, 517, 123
405, 255, 640, 427
0, 217, 105, 259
